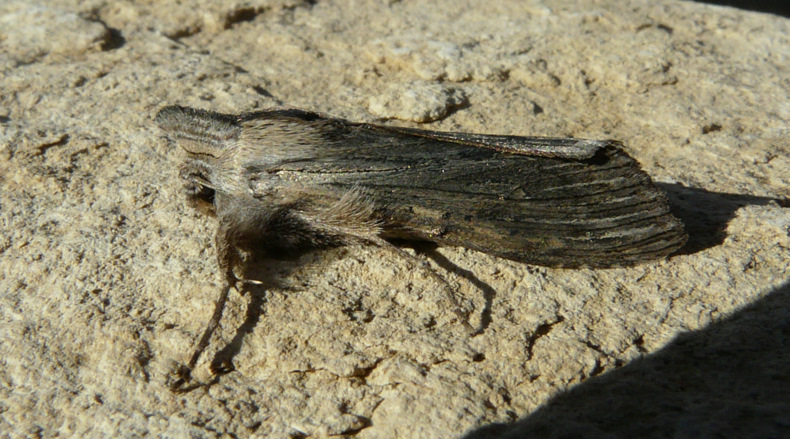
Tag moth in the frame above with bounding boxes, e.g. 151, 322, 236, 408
155, 105, 687, 390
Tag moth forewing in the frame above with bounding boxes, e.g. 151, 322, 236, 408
373, 125, 607, 159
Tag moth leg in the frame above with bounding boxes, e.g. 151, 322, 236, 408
167, 282, 233, 393
179, 158, 215, 193
168, 221, 242, 392
179, 158, 217, 214
368, 237, 474, 334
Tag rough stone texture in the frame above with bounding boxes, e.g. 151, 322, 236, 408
0, 0, 788, 438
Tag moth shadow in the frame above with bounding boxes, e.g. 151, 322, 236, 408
461, 279, 790, 438
208, 283, 266, 375
206, 241, 499, 371
398, 241, 498, 335
658, 183, 787, 256
208, 249, 342, 374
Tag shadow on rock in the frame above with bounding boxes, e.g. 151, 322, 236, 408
691, 0, 790, 18
462, 280, 790, 438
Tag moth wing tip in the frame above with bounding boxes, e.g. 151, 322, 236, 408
567, 139, 607, 159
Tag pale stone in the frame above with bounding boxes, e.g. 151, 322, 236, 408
0, 1, 788, 438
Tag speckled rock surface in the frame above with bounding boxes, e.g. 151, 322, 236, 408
0, 0, 788, 437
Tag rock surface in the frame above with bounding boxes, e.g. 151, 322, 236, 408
0, 0, 788, 437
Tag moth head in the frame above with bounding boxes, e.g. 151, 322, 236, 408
157, 106, 241, 215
